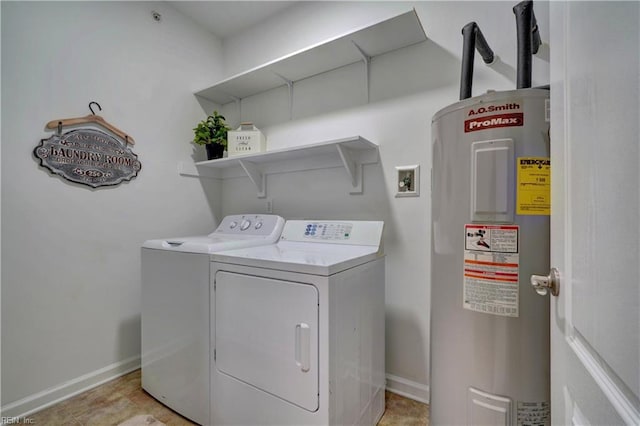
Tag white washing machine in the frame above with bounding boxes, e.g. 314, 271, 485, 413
209, 220, 386, 425
141, 214, 284, 425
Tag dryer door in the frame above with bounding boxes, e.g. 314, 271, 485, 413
214, 271, 319, 412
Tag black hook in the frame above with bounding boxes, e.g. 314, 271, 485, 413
88, 101, 102, 115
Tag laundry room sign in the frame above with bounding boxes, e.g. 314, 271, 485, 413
35, 103, 141, 188
34, 128, 141, 188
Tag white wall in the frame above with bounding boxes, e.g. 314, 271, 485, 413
218, 1, 550, 400
1, 1, 223, 414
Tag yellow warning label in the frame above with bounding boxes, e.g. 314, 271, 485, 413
517, 157, 550, 215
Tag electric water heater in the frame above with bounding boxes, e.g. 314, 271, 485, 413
430, 88, 550, 426
430, 2, 551, 424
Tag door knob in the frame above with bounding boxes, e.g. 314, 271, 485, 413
530, 268, 560, 296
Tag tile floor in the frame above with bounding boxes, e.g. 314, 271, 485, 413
26, 369, 429, 425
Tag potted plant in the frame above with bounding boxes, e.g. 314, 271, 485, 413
193, 111, 230, 160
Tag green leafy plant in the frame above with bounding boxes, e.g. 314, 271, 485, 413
193, 111, 230, 149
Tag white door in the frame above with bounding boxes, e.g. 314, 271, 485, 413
549, 2, 640, 424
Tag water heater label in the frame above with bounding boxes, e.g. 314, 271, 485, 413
463, 225, 519, 317
518, 401, 550, 426
464, 100, 524, 133
464, 113, 524, 133
517, 157, 551, 215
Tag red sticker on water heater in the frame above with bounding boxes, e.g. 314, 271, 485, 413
464, 112, 524, 133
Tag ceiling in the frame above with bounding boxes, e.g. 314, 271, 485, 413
167, 1, 297, 39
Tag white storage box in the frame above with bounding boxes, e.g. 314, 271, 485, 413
227, 123, 266, 156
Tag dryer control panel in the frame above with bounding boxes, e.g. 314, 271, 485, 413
302, 222, 353, 240
280, 220, 384, 247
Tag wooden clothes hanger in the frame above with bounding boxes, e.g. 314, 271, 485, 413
45, 102, 135, 145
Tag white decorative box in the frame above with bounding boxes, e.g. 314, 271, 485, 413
227, 122, 266, 156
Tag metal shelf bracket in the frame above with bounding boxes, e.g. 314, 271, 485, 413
238, 159, 266, 198
230, 96, 242, 121
351, 40, 371, 104
274, 72, 294, 120
336, 143, 364, 194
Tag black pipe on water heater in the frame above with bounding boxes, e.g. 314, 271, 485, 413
459, 22, 495, 100
513, 0, 541, 89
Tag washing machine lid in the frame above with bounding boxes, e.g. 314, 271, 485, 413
142, 214, 284, 254
211, 220, 384, 275
142, 235, 259, 254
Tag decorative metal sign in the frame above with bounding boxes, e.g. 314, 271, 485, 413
34, 128, 141, 188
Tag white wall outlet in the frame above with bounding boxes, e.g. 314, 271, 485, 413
265, 198, 273, 213
395, 165, 420, 197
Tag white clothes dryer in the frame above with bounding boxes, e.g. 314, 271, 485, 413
209, 220, 386, 425
141, 214, 284, 425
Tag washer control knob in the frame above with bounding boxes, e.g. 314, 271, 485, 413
229, 221, 238, 229
255, 221, 263, 230
240, 219, 252, 230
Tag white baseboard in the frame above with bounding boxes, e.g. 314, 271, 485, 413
1, 355, 141, 419
386, 374, 430, 404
